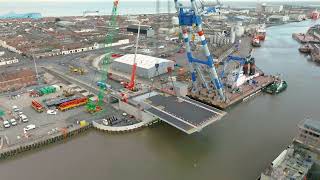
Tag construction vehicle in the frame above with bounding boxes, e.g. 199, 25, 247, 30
96, 81, 111, 90
31, 100, 44, 113
63, 88, 76, 97
86, 0, 120, 113
58, 97, 88, 111
125, 20, 140, 91
69, 65, 85, 75
111, 53, 123, 58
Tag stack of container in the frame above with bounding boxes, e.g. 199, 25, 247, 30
33, 85, 61, 96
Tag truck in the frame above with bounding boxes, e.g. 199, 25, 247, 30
96, 81, 111, 90
31, 100, 44, 113
58, 97, 88, 111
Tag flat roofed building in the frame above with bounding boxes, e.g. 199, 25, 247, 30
295, 119, 320, 152
111, 54, 174, 78
127, 24, 154, 37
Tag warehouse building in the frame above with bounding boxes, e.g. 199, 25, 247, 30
111, 54, 174, 78
127, 24, 154, 37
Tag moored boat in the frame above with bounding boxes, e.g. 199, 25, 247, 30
299, 44, 312, 53
251, 37, 261, 47
264, 77, 287, 94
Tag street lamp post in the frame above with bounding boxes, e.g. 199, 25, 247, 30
132, 20, 141, 65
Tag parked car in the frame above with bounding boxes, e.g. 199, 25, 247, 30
47, 109, 57, 115
23, 124, 36, 132
3, 120, 10, 128
10, 119, 17, 126
12, 105, 20, 112
19, 114, 28, 123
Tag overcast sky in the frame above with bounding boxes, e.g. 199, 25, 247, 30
0, 0, 318, 2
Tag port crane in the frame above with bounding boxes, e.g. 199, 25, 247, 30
86, 0, 120, 113
220, 55, 247, 87
174, 0, 226, 101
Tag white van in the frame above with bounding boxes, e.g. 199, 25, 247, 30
24, 124, 36, 132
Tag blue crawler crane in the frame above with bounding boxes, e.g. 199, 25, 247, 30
174, 0, 226, 101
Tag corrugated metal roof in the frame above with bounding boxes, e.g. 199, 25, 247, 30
303, 119, 320, 134
127, 24, 152, 31
113, 54, 173, 69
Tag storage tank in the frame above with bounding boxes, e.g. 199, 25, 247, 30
52, 84, 61, 91
235, 22, 245, 37
199, 0, 220, 7
230, 26, 236, 43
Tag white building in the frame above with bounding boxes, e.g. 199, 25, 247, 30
265, 5, 283, 13
0, 57, 19, 66
257, 3, 283, 13
83, 11, 99, 17
111, 54, 175, 78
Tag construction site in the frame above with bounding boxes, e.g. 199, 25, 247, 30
3, 0, 319, 159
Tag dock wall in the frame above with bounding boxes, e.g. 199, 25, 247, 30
92, 121, 147, 133
0, 124, 92, 160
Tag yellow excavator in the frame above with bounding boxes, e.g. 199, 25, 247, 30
69, 65, 85, 75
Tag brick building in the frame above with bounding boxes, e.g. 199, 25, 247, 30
0, 69, 36, 92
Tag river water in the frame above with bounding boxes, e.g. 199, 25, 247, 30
0, 20, 320, 180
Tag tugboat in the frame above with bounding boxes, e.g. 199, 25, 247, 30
264, 76, 288, 94
251, 36, 261, 47
256, 24, 266, 41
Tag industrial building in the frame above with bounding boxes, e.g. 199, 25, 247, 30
260, 145, 314, 180
256, 3, 284, 13
268, 15, 290, 23
111, 54, 174, 78
127, 24, 154, 37
0, 69, 36, 92
295, 119, 320, 152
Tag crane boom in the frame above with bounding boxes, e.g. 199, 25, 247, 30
86, 0, 120, 113
174, 0, 226, 101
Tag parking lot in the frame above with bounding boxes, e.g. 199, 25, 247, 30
0, 84, 92, 148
